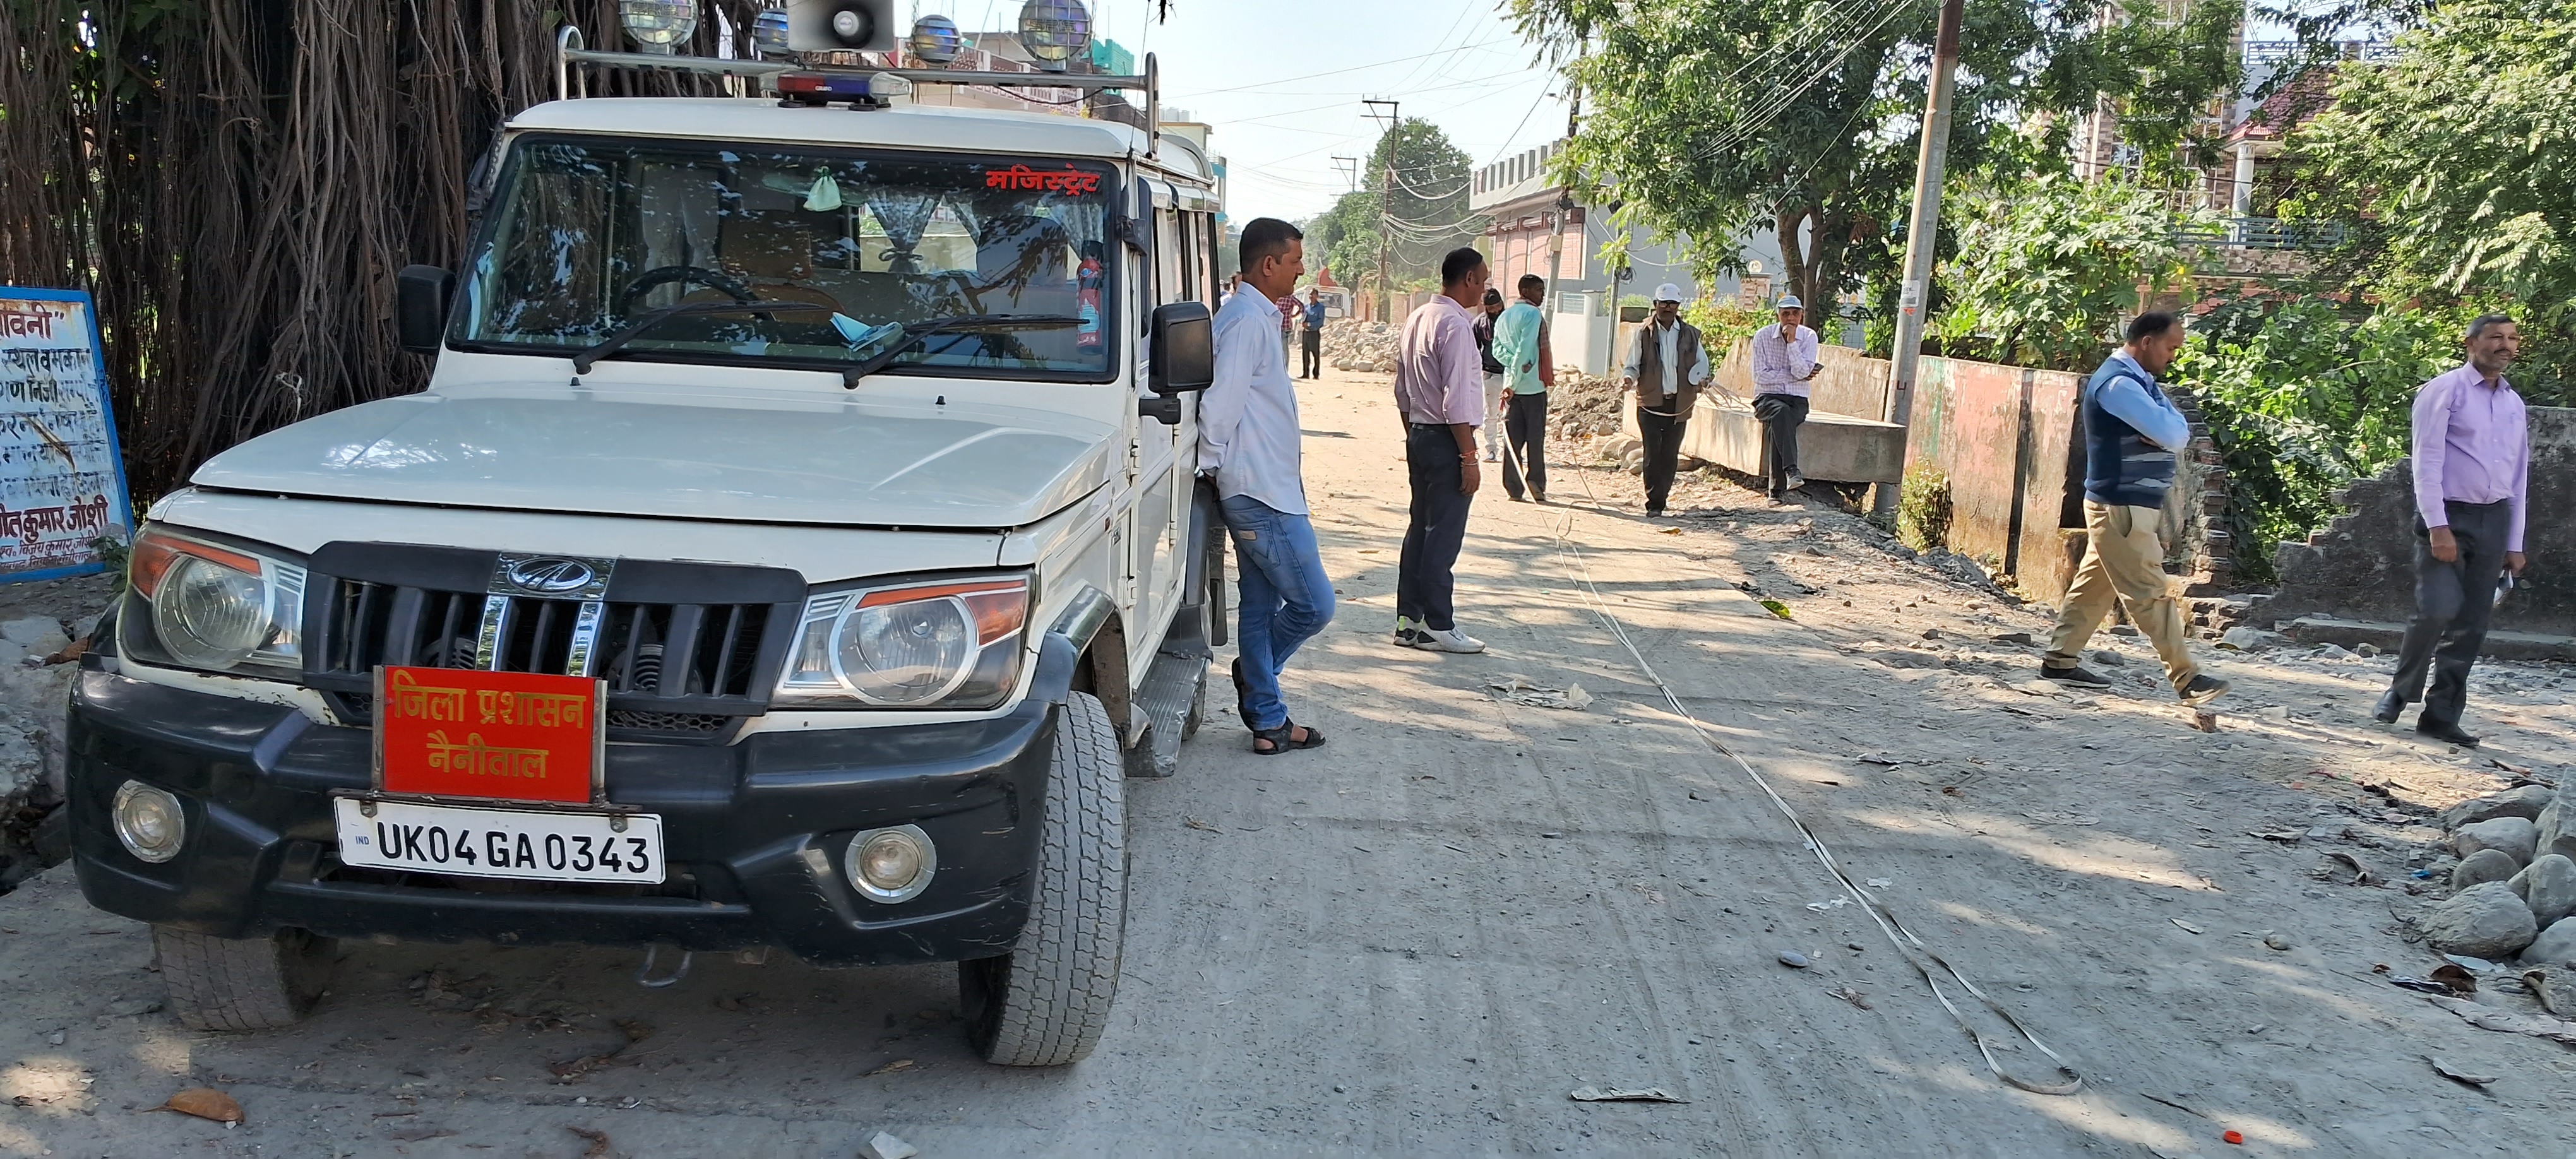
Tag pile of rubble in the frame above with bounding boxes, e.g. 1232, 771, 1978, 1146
1546, 369, 1629, 442
0, 612, 92, 893
1321, 321, 1399, 374
2416, 783, 2576, 965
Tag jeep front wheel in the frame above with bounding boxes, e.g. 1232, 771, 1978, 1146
960, 689, 1127, 1066
153, 925, 338, 1031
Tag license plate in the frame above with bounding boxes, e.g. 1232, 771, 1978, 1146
333, 798, 665, 884
374, 665, 604, 805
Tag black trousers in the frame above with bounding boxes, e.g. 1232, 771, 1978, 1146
1502, 391, 1548, 499
1636, 405, 1688, 513
1753, 393, 1810, 492
1301, 329, 1322, 378
2390, 499, 2512, 727
1398, 424, 1474, 632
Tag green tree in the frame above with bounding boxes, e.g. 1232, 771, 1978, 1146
1301, 118, 1482, 310
1933, 173, 2212, 371
1510, 0, 2241, 311
2287, 0, 2576, 400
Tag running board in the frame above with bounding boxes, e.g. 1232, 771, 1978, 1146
1124, 646, 1207, 779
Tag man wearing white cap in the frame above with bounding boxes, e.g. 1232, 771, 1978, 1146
1748, 295, 1825, 497
1619, 283, 1712, 516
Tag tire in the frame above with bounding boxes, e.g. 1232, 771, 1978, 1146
153, 925, 337, 1031
959, 690, 1127, 1066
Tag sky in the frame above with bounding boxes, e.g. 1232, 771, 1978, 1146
936, 0, 1570, 222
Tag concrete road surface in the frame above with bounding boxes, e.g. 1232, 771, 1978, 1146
2, 367, 2568, 1157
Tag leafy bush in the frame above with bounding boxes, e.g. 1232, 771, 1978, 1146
1897, 464, 1952, 552
1933, 174, 2215, 371
1681, 300, 1768, 348
2168, 297, 2478, 583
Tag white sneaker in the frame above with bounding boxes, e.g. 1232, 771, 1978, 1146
1394, 615, 1422, 647
1415, 626, 1486, 653
1784, 472, 1807, 489
1484, 450, 1500, 462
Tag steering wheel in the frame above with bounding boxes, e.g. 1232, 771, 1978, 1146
616, 265, 755, 316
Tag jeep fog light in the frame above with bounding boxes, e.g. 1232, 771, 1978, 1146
845, 825, 936, 903
112, 781, 186, 864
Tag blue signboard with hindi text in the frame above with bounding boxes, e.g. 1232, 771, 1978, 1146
0, 287, 133, 583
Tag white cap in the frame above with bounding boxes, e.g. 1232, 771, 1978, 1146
1776, 295, 1804, 311
1652, 283, 1685, 304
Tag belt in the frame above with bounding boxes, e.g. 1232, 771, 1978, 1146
1407, 420, 1452, 431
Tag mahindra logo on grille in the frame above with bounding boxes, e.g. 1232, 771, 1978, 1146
504, 557, 598, 594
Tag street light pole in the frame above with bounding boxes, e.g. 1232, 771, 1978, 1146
1875, 0, 1964, 516
1363, 97, 1400, 323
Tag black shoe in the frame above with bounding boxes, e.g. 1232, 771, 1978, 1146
2041, 663, 2113, 688
2417, 719, 2480, 748
2178, 674, 2231, 706
2372, 689, 2408, 724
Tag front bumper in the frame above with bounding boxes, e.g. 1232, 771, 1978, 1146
66, 656, 1067, 968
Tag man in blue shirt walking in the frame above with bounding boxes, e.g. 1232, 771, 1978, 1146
1300, 288, 1330, 379
2039, 312, 2229, 706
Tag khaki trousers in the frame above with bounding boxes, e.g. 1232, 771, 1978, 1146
2046, 501, 2198, 691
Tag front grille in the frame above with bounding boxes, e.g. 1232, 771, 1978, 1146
302, 544, 806, 742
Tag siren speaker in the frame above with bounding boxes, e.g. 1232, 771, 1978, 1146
784, 0, 897, 52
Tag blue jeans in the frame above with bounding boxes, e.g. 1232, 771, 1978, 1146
1221, 494, 1335, 731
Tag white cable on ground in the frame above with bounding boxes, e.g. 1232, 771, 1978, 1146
1527, 442, 2084, 1095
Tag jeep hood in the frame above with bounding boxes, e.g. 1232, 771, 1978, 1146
190, 384, 1118, 528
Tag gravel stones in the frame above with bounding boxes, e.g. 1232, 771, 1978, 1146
2525, 917, 2576, 968
2456, 817, 2539, 866
2218, 626, 2282, 651
2443, 785, 2556, 829
2453, 849, 2522, 889
2510, 854, 2576, 929
2421, 882, 2539, 959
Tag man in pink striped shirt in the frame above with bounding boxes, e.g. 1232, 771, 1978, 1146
2373, 314, 2531, 747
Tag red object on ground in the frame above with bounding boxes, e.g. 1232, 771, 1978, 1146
2223, 1129, 2245, 1145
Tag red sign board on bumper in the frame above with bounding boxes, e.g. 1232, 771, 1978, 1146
374, 666, 604, 804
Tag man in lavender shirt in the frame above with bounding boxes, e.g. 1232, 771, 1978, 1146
2373, 314, 2531, 747
1748, 295, 1824, 497
1391, 247, 1492, 655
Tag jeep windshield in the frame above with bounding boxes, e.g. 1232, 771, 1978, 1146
452, 135, 1118, 379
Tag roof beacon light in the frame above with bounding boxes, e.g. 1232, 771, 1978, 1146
618, 0, 699, 54
909, 14, 964, 64
777, 71, 914, 107
1017, 0, 1090, 72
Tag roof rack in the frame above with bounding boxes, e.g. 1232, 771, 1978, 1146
552, 25, 1161, 157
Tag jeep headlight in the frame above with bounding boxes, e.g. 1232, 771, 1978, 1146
121, 526, 306, 676
776, 577, 1029, 708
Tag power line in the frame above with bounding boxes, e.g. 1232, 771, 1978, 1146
1171, 39, 1517, 98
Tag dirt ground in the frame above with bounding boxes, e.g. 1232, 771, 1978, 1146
1, 364, 2572, 1157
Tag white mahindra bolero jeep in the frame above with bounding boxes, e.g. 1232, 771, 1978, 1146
66, 78, 1229, 1067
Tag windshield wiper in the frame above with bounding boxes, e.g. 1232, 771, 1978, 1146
569, 300, 832, 375
838, 314, 1086, 387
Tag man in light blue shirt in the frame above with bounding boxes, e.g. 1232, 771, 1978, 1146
1200, 218, 1332, 754
2040, 311, 2226, 707
1491, 274, 1551, 501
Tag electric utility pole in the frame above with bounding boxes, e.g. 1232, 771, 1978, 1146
1332, 155, 1361, 194
1363, 97, 1400, 322
1875, 0, 1963, 516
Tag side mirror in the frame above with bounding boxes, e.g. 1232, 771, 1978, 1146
1148, 300, 1213, 395
396, 265, 455, 355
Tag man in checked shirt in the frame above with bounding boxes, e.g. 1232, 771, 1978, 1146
1390, 247, 1493, 655
2373, 314, 2533, 748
